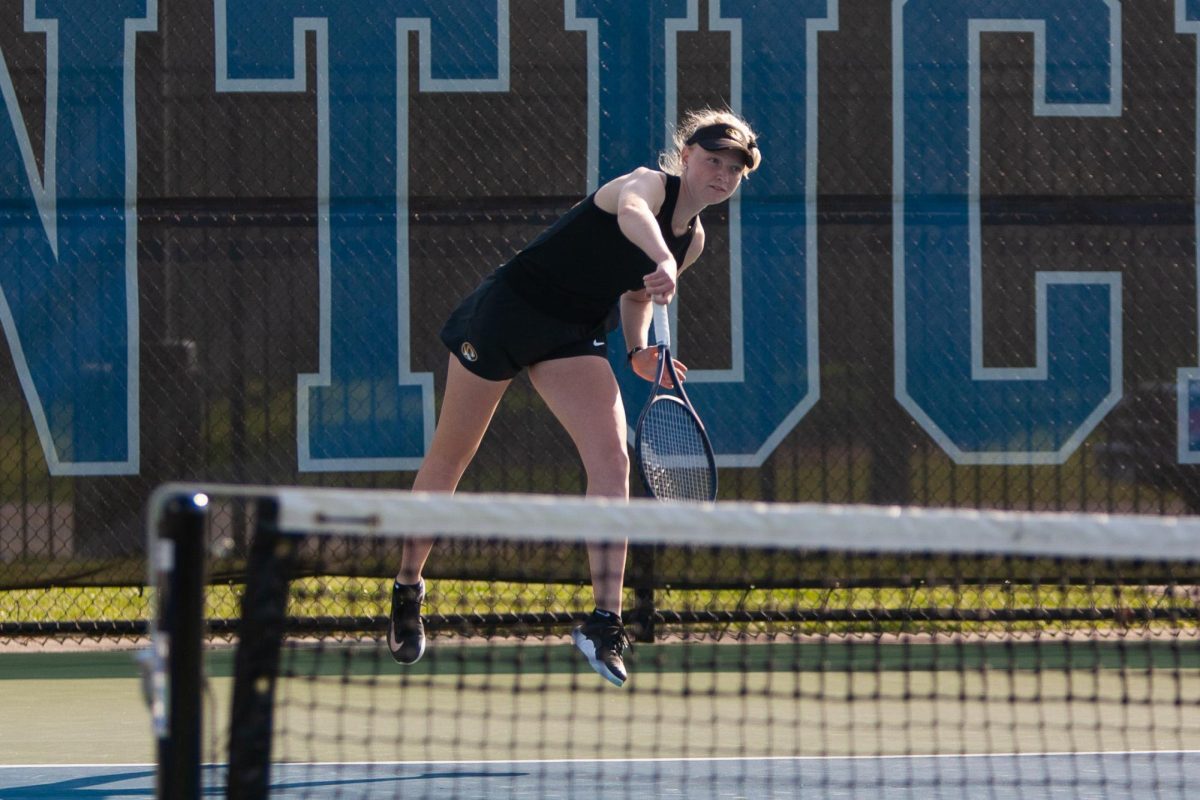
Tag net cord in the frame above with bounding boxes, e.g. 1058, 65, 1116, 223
148, 483, 1200, 562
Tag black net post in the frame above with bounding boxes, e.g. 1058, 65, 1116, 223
627, 544, 658, 643
227, 498, 294, 800
154, 492, 208, 800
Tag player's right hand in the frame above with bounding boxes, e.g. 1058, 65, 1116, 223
644, 257, 677, 305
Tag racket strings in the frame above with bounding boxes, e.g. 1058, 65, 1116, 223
637, 399, 715, 501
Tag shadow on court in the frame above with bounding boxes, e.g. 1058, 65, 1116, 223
0, 767, 156, 798
0, 765, 531, 798
4, 754, 1199, 798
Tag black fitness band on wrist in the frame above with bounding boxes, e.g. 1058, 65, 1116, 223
627, 345, 646, 362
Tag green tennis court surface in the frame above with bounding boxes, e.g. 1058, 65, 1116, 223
0, 650, 155, 767
227, 641, 1200, 761
3, 644, 1198, 797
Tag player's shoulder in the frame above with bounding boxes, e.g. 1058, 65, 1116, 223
625, 167, 667, 191
627, 165, 664, 180
600, 167, 667, 205
596, 168, 666, 210
609, 167, 665, 192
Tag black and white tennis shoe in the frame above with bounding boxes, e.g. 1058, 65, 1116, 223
387, 579, 426, 664
572, 609, 631, 687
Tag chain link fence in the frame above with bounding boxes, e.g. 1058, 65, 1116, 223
1, 0, 1198, 639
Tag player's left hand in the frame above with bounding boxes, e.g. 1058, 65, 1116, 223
631, 348, 687, 388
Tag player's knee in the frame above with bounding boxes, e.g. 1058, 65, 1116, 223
415, 449, 477, 491
583, 446, 630, 488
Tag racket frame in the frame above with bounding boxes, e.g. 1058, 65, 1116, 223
632, 306, 718, 501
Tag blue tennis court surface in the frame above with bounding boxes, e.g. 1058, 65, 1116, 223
4, 752, 1200, 799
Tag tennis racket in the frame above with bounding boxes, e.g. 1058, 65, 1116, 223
633, 304, 718, 502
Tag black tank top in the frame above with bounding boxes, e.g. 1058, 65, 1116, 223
497, 173, 696, 325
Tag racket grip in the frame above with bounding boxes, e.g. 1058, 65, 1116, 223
653, 303, 671, 349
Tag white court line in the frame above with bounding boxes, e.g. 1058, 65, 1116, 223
0, 763, 153, 769
7, 751, 1200, 770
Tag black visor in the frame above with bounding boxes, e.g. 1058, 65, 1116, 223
685, 123, 757, 167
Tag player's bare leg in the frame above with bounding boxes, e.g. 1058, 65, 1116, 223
529, 355, 632, 686
397, 356, 510, 581
389, 356, 509, 664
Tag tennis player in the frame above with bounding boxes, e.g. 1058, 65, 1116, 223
389, 108, 761, 686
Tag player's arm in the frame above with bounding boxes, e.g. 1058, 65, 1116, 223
678, 219, 705, 274
619, 217, 704, 385
621, 289, 687, 386
631, 182, 706, 303
603, 169, 679, 304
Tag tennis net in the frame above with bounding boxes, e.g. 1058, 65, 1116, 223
147, 484, 1200, 799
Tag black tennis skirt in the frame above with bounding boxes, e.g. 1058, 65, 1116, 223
439, 273, 612, 381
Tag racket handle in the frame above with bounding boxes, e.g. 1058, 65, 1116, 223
653, 303, 671, 349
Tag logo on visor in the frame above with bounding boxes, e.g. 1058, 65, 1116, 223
460, 342, 479, 362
